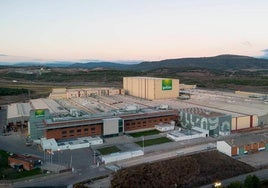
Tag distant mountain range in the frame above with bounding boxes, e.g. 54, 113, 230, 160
69, 55, 268, 71
1, 54, 268, 71
69, 61, 128, 69
0, 61, 74, 67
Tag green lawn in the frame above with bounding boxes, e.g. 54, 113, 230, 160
0, 150, 9, 168
6, 168, 42, 180
0, 150, 42, 180
135, 137, 172, 147
128, 130, 161, 138
97, 146, 121, 155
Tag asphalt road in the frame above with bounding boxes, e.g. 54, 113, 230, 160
200, 168, 268, 188
11, 166, 111, 188
117, 143, 216, 168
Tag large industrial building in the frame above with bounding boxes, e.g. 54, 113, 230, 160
123, 77, 180, 100
7, 103, 32, 128
49, 87, 124, 99
180, 108, 232, 136
6, 98, 69, 128
4, 77, 268, 144
232, 115, 258, 132
28, 107, 178, 140
179, 106, 260, 136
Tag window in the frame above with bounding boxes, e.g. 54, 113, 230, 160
84, 128, 88, 131
118, 119, 123, 133
91, 127, 95, 131
77, 129, 81, 133
69, 130, 74, 133
62, 131, 67, 134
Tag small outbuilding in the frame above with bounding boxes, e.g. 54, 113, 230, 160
217, 134, 268, 157
8, 154, 42, 171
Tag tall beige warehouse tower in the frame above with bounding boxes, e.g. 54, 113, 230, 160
123, 77, 179, 100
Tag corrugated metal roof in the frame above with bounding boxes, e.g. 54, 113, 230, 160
225, 134, 268, 147
7, 103, 32, 119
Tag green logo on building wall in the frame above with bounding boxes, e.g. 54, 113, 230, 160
162, 79, 172, 90
35, 109, 45, 118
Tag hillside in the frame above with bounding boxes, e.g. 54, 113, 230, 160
131, 54, 268, 71
69, 61, 128, 69
66, 55, 268, 71
2, 55, 268, 71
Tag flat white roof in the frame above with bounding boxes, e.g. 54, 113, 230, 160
125, 76, 177, 80
30, 98, 69, 115
51, 88, 66, 93
7, 103, 32, 120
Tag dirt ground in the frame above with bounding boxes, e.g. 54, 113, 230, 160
111, 151, 256, 188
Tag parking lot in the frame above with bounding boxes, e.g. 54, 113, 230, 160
238, 151, 268, 169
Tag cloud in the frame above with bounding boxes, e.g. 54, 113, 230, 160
262, 49, 268, 53
260, 49, 268, 59
0, 54, 8, 56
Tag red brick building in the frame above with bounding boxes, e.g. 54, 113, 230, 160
38, 109, 178, 140
8, 154, 42, 171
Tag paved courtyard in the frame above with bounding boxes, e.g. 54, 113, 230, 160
238, 151, 268, 169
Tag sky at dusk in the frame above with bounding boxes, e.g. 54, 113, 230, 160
1, 0, 268, 63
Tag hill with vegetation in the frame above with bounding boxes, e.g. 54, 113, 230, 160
66, 55, 268, 71
69, 61, 128, 69
2, 55, 268, 71
130, 55, 268, 71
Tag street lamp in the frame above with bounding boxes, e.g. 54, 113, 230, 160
142, 136, 144, 154
57, 148, 61, 164
214, 181, 222, 188
70, 149, 72, 168
43, 149, 46, 163
93, 149, 96, 165
49, 150, 54, 164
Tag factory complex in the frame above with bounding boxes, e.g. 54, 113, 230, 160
3, 77, 268, 155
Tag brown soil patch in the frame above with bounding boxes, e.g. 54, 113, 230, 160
111, 151, 255, 188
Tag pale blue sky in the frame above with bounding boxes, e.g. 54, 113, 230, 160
0, 0, 268, 62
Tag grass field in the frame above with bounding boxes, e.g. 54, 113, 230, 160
97, 146, 121, 155
128, 130, 161, 138
135, 137, 172, 147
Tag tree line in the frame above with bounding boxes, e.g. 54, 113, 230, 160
0, 88, 28, 96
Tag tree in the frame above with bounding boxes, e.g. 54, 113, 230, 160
244, 175, 261, 188
227, 181, 243, 188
